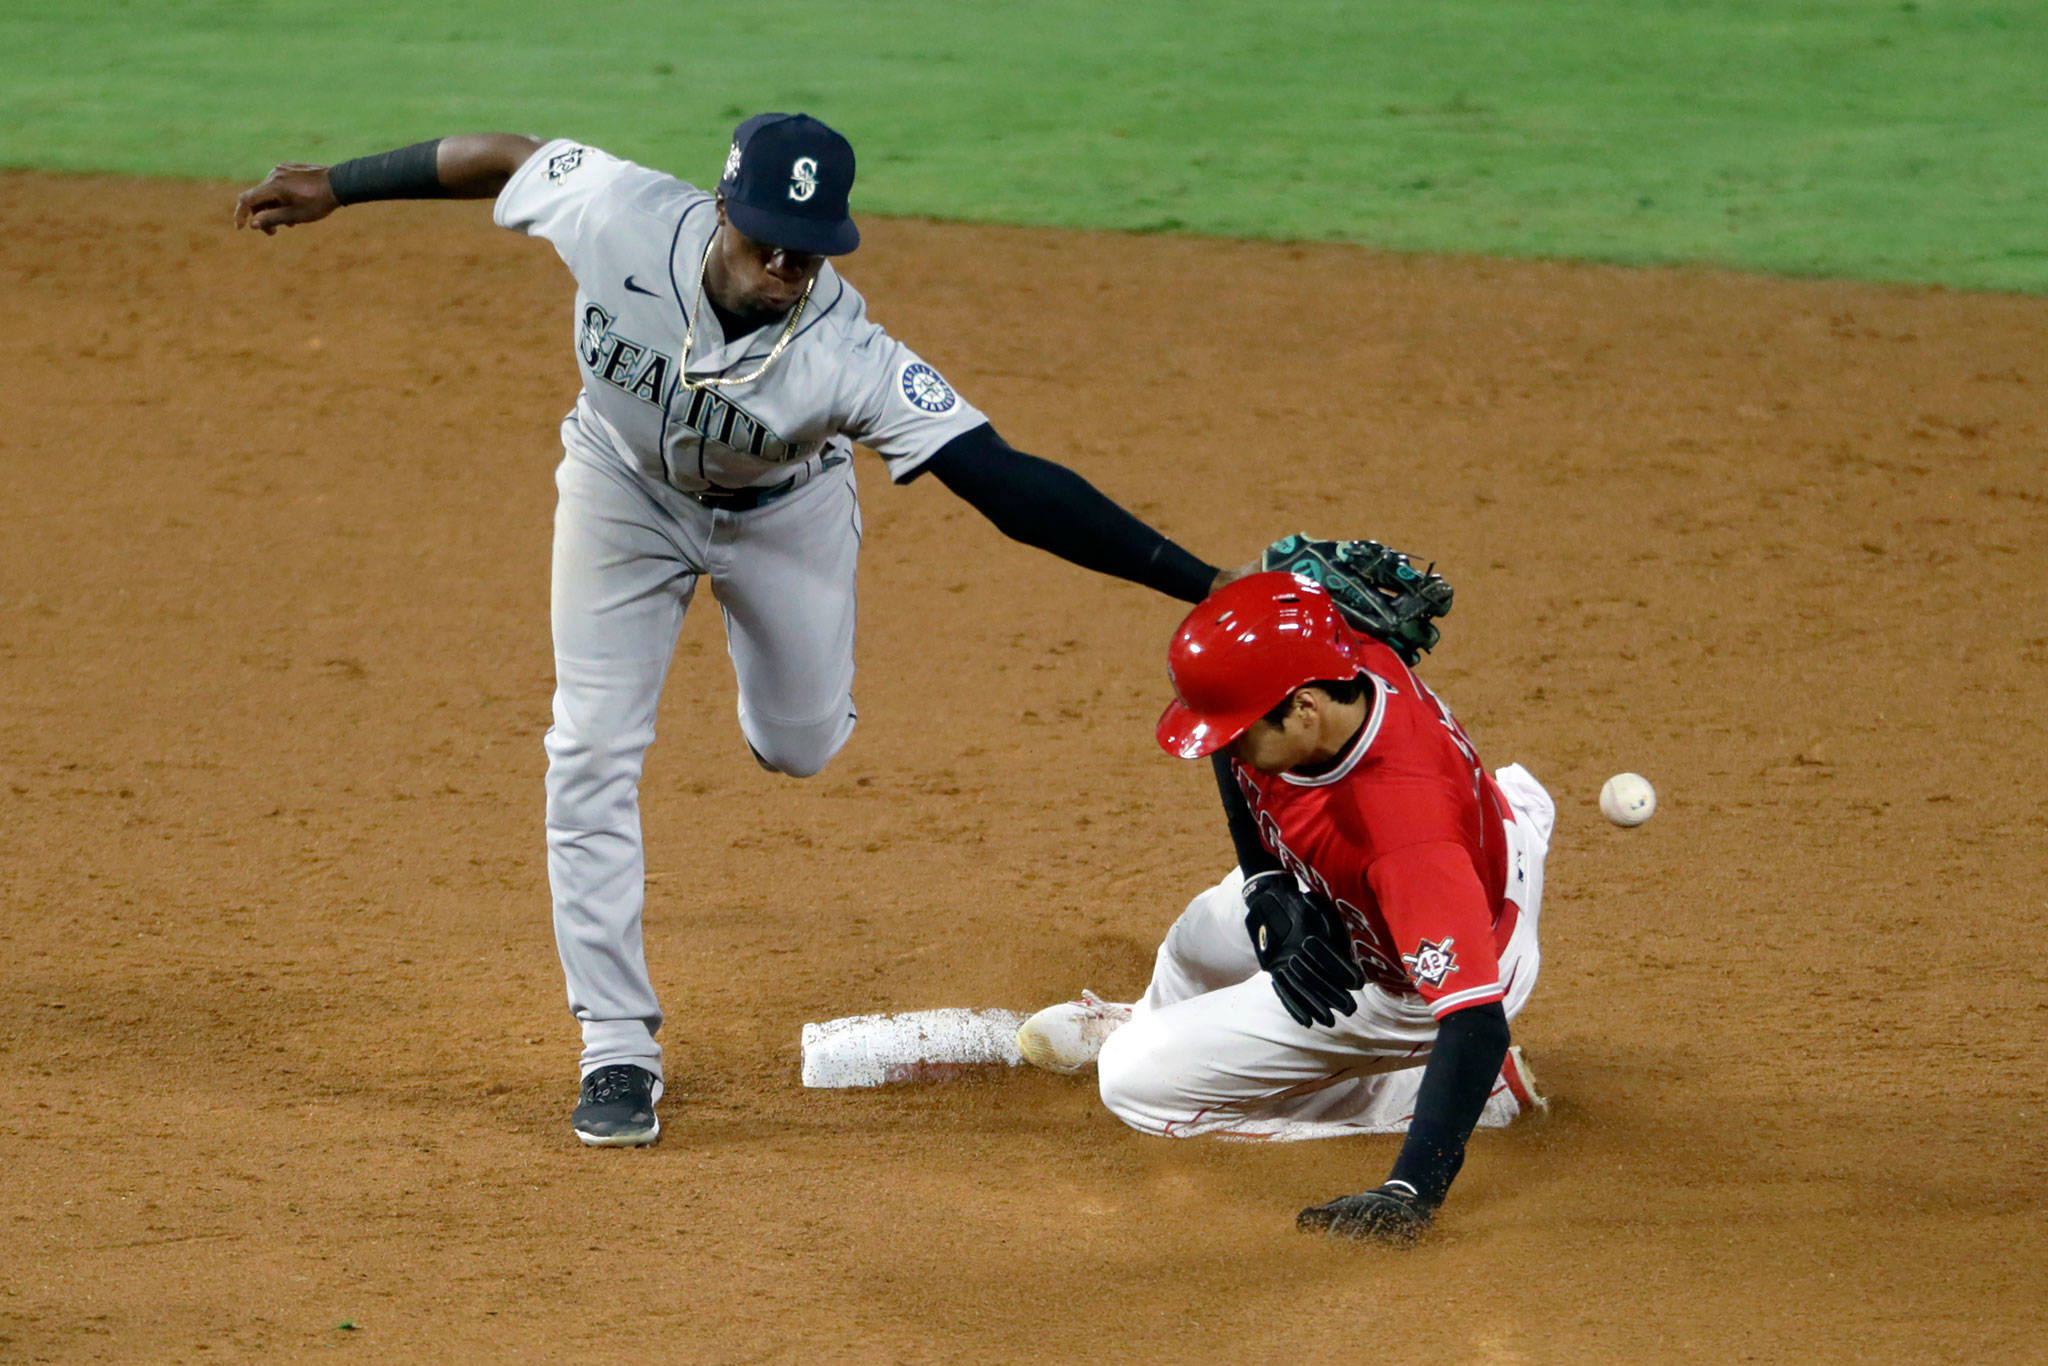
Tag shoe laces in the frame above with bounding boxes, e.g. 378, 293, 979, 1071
581, 1065, 650, 1105
1078, 989, 1133, 1022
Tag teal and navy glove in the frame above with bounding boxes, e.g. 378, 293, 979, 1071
1260, 535, 1453, 663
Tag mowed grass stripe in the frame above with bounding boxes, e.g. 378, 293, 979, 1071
2, 1, 2043, 290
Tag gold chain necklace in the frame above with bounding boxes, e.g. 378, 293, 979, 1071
677, 234, 813, 391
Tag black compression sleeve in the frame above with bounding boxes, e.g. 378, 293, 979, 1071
923, 424, 1219, 603
1212, 754, 1284, 878
328, 139, 449, 205
1385, 1002, 1511, 1209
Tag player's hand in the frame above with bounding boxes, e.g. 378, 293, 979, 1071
235, 163, 341, 234
1208, 557, 1261, 595
1297, 1183, 1434, 1246
1241, 871, 1364, 1029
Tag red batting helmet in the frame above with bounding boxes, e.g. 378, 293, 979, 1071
1155, 572, 1364, 759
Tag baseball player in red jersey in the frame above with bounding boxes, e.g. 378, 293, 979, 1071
1018, 571, 1554, 1243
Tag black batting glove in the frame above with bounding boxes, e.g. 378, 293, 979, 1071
1296, 1182, 1435, 1246
1241, 871, 1365, 1029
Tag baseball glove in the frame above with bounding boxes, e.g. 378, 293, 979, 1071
1260, 535, 1452, 664
1297, 1183, 1434, 1246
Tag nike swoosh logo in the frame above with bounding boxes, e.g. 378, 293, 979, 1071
624, 276, 660, 297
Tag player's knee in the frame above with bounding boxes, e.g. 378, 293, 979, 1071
1095, 1017, 1186, 1138
544, 719, 652, 802
741, 707, 855, 779
1159, 900, 1222, 974
544, 720, 647, 827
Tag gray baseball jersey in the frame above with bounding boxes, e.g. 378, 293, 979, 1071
495, 138, 986, 492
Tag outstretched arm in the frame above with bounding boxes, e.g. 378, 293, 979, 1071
234, 134, 545, 234
921, 423, 1253, 602
1299, 1000, 1511, 1246
1382, 1000, 1511, 1202
1296, 1000, 1510, 1242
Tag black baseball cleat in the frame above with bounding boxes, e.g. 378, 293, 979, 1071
571, 1064, 663, 1147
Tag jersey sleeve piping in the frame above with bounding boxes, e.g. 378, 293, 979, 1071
1428, 981, 1506, 1018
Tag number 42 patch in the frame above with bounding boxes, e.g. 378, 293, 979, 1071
1402, 937, 1458, 988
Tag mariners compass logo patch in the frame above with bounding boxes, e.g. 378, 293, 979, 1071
1402, 937, 1458, 988
546, 147, 585, 181
900, 362, 957, 413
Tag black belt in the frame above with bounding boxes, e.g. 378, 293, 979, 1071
682, 453, 845, 512
683, 473, 801, 511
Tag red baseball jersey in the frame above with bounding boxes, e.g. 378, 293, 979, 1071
1232, 634, 1522, 1018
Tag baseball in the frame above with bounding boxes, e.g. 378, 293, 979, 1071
1599, 773, 1657, 826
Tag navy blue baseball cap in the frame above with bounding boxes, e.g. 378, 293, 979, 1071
717, 113, 859, 256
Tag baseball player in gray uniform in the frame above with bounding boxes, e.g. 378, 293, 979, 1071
235, 115, 1242, 1146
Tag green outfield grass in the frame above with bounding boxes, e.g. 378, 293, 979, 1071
4, 1, 2043, 290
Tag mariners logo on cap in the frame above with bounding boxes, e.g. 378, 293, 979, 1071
789, 156, 819, 202
900, 362, 957, 413
720, 113, 860, 256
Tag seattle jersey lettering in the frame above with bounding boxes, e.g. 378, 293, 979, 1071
579, 303, 820, 464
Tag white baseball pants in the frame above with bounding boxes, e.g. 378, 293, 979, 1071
546, 441, 862, 1079
1097, 764, 1555, 1139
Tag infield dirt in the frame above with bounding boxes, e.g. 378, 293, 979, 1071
2, 170, 2044, 1362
